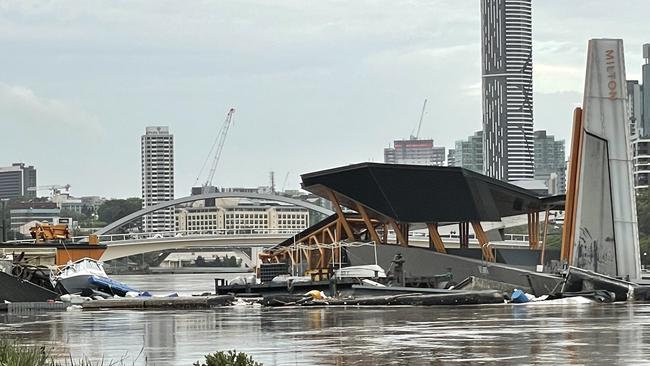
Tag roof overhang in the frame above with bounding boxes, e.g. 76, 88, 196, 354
301, 163, 564, 224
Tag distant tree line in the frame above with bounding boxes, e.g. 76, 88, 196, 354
637, 189, 650, 265
193, 255, 242, 267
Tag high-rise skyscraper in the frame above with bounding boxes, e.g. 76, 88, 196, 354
0, 163, 37, 199
628, 44, 650, 190
141, 126, 175, 232
384, 139, 445, 166
446, 149, 456, 167
642, 44, 650, 136
454, 131, 484, 174
533, 130, 566, 194
481, 0, 534, 181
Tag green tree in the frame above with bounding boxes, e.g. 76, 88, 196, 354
97, 198, 143, 224
59, 209, 87, 223
637, 189, 650, 236
194, 350, 263, 366
636, 189, 650, 265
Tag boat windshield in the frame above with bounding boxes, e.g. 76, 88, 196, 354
58, 259, 106, 277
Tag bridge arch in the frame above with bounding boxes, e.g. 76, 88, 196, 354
95, 192, 334, 235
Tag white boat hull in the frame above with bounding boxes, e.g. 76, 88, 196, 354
335, 264, 386, 278
59, 274, 95, 294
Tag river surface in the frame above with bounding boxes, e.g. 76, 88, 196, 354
2, 273, 650, 365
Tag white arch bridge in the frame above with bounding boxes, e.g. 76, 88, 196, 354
95, 192, 335, 235
95, 228, 302, 267
88, 192, 333, 266
7, 192, 536, 267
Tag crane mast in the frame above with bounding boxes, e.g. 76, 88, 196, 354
204, 108, 235, 187
414, 98, 427, 140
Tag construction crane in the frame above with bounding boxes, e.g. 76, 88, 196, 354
410, 98, 428, 140
27, 184, 71, 197
194, 108, 236, 190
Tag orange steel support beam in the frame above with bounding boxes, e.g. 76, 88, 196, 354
356, 203, 382, 244
324, 228, 335, 243
318, 246, 326, 268
389, 219, 407, 246
427, 223, 447, 253
561, 108, 584, 263
541, 207, 550, 267
335, 220, 341, 241
471, 221, 495, 262
302, 248, 311, 270
327, 190, 354, 240
536, 211, 540, 247
528, 211, 540, 250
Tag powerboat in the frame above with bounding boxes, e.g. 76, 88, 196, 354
334, 264, 386, 279
51, 258, 139, 296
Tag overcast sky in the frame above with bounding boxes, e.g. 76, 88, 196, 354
2, 0, 649, 198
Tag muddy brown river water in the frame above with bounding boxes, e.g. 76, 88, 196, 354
2, 274, 649, 365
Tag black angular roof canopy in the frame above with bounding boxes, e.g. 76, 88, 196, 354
301, 162, 563, 223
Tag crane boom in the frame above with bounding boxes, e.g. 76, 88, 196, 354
204, 108, 236, 187
415, 98, 427, 139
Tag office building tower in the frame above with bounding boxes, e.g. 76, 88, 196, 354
176, 201, 309, 233
637, 43, 650, 138
533, 130, 566, 194
0, 163, 36, 199
481, 0, 534, 181
627, 80, 643, 139
141, 126, 175, 232
628, 45, 650, 190
454, 131, 484, 174
384, 139, 445, 166
446, 149, 456, 167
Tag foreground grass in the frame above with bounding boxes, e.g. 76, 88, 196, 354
0, 339, 128, 366
193, 351, 263, 366
1, 340, 263, 366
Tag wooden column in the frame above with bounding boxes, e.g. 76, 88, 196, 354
427, 223, 447, 253
335, 220, 341, 241
561, 107, 584, 263
389, 219, 407, 246
302, 248, 311, 270
400, 224, 409, 247
327, 190, 354, 240
471, 221, 495, 262
528, 211, 539, 250
324, 228, 335, 243
540, 207, 550, 268
356, 203, 382, 244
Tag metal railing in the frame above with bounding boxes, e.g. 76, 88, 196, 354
6, 228, 534, 246
5, 228, 305, 245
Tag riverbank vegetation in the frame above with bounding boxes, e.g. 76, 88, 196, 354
0, 339, 128, 366
1, 339, 263, 366
637, 188, 650, 266
193, 350, 263, 366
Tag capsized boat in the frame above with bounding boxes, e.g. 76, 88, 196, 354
334, 264, 386, 279
51, 258, 139, 296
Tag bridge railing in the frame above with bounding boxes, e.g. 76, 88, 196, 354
6, 228, 534, 245
97, 228, 304, 242
5, 228, 305, 245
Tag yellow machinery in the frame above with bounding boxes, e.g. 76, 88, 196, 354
29, 223, 70, 243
